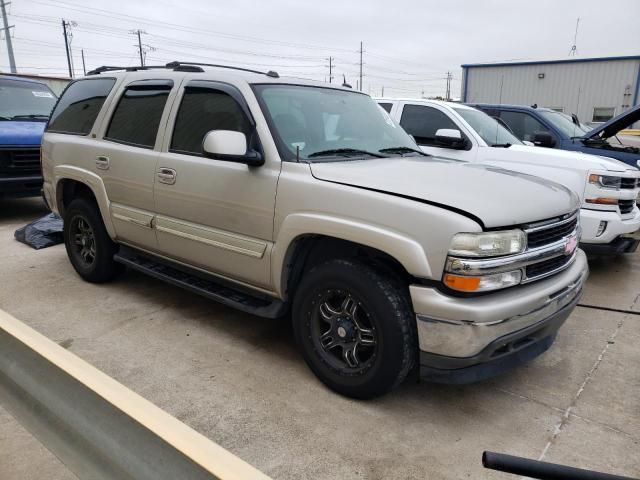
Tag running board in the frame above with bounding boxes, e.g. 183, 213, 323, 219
114, 248, 286, 319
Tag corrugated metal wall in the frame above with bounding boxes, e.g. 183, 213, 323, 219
462, 59, 640, 123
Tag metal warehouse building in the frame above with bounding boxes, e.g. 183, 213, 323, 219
461, 55, 640, 125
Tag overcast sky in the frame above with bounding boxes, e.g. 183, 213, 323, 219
3, 0, 639, 97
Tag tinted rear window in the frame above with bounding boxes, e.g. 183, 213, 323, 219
105, 85, 171, 149
48, 78, 116, 135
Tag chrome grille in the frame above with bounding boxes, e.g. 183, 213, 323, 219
0, 148, 41, 174
525, 213, 579, 249
619, 199, 635, 215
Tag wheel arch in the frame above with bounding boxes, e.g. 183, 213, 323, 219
272, 213, 433, 300
54, 165, 116, 238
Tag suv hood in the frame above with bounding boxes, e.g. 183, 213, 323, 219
507, 144, 636, 172
310, 157, 578, 228
584, 104, 640, 140
0, 121, 46, 146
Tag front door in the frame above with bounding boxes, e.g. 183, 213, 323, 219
397, 103, 476, 161
153, 80, 279, 290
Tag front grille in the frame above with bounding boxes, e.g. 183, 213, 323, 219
526, 254, 572, 279
526, 215, 578, 249
620, 177, 637, 189
619, 199, 635, 215
0, 148, 41, 174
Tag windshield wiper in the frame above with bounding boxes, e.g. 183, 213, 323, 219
378, 146, 428, 156
307, 148, 386, 159
11, 114, 49, 121
490, 143, 512, 148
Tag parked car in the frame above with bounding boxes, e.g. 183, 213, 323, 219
377, 98, 640, 255
42, 64, 588, 398
0, 75, 57, 199
468, 103, 640, 168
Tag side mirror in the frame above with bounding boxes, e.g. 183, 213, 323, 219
435, 128, 467, 149
522, 140, 535, 147
202, 130, 264, 166
532, 131, 556, 148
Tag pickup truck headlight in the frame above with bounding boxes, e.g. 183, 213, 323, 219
448, 230, 526, 257
588, 174, 621, 190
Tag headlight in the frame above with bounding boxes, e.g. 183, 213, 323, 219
448, 230, 526, 257
589, 174, 621, 190
444, 270, 523, 293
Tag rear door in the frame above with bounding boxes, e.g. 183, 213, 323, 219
95, 78, 176, 250
153, 80, 279, 289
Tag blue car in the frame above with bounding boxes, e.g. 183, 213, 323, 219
0, 76, 57, 198
469, 103, 640, 168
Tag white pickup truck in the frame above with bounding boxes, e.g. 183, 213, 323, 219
377, 99, 640, 255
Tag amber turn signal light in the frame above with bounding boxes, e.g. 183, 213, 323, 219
443, 274, 481, 292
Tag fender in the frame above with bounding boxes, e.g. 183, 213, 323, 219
271, 212, 433, 298
53, 165, 116, 239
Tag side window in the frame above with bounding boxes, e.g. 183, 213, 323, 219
170, 87, 252, 155
499, 111, 552, 142
399, 104, 459, 146
592, 107, 615, 123
378, 102, 393, 113
47, 78, 116, 135
105, 82, 172, 149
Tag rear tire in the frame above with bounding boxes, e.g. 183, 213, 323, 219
63, 198, 122, 283
292, 259, 417, 399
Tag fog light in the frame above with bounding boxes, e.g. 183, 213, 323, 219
596, 221, 607, 237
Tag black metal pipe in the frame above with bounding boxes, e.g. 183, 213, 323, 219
482, 451, 638, 480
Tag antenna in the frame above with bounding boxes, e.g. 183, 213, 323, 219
495, 75, 504, 146
569, 17, 580, 56
572, 86, 581, 140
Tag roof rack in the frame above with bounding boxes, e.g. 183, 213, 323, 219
86, 61, 279, 78
165, 61, 279, 78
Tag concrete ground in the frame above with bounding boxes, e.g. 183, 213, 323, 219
1, 197, 639, 480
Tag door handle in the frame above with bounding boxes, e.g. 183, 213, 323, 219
95, 156, 110, 170
157, 168, 177, 185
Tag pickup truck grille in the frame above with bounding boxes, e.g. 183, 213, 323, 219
620, 177, 638, 189
0, 148, 41, 174
619, 199, 636, 215
525, 214, 578, 249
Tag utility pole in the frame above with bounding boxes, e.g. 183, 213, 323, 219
81, 48, 86, 76
358, 41, 363, 92
381, 86, 384, 97
445, 71, 452, 101
136, 30, 143, 66
62, 19, 73, 78
0, 0, 16, 73
327, 56, 333, 83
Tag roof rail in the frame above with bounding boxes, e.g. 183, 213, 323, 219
86, 62, 279, 78
165, 61, 279, 78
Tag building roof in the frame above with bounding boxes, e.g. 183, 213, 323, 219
461, 55, 640, 69
0, 72, 71, 83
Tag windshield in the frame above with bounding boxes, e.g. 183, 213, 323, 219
253, 84, 419, 161
538, 110, 589, 138
453, 107, 522, 146
0, 79, 57, 120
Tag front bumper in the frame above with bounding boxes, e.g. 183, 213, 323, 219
580, 207, 640, 245
409, 249, 588, 382
0, 174, 43, 198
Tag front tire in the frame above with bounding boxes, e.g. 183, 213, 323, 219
292, 259, 417, 399
63, 198, 122, 283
